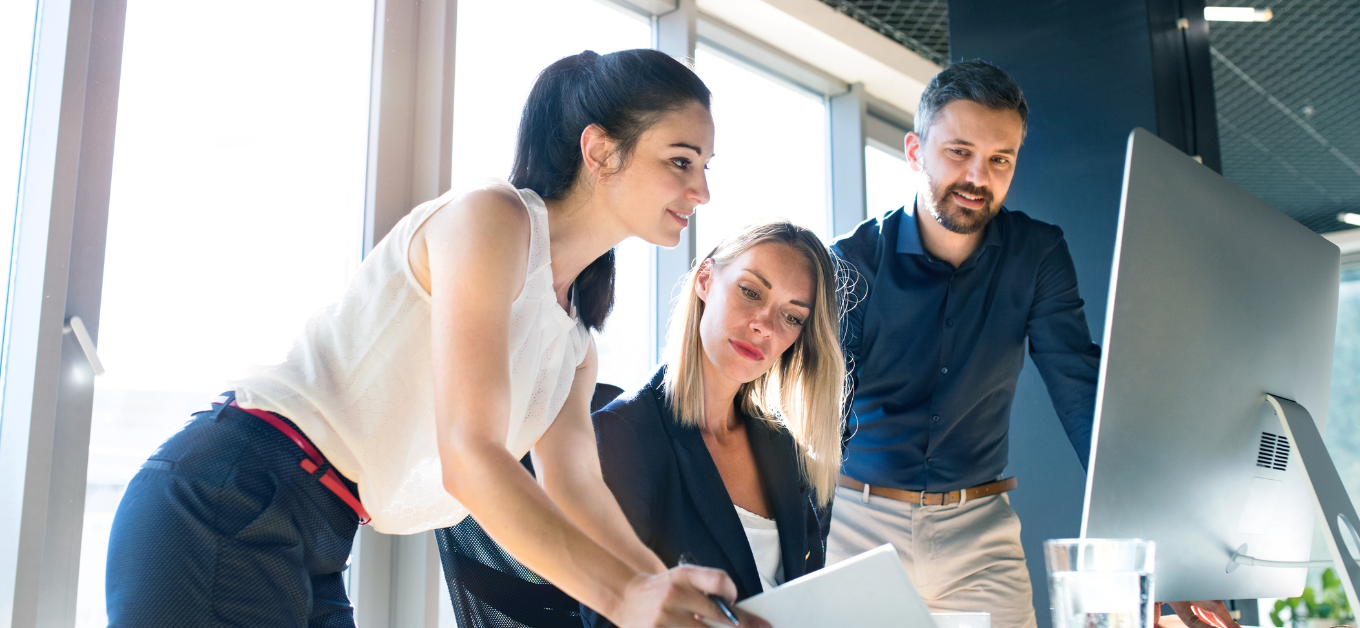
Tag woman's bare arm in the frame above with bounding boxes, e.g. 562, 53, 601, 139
423, 187, 743, 627
532, 340, 667, 576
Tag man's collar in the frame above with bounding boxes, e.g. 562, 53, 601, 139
895, 199, 927, 255
897, 198, 1006, 258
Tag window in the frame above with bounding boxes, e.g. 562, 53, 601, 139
451, 0, 653, 392
76, 2, 374, 625
0, 0, 39, 415
693, 46, 830, 253
865, 143, 913, 221
1326, 266, 1360, 502
0, 0, 37, 211
1260, 266, 1360, 624
600, 236, 654, 390
3, 0, 934, 621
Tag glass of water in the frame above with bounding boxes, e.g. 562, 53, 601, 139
1044, 538, 1155, 628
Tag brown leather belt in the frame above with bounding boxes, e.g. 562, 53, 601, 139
838, 474, 1018, 506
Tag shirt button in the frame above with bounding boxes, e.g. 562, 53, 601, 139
940, 366, 949, 374
926, 457, 933, 465
932, 415, 940, 422
945, 318, 954, 328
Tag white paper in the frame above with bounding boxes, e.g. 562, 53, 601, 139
707, 544, 939, 628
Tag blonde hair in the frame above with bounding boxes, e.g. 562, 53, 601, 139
662, 219, 848, 507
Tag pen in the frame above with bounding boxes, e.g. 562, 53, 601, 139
677, 553, 740, 626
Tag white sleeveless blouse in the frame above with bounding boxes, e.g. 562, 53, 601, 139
232, 181, 591, 534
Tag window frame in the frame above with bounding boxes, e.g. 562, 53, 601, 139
865, 110, 910, 159
0, 0, 900, 624
0, 0, 127, 624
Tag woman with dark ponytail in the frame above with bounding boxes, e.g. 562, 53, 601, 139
105, 49, 766, 628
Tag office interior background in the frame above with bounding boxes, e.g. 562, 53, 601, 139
0, 0, 1356, 626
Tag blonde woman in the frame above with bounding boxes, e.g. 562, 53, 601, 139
585, 220, 847, 627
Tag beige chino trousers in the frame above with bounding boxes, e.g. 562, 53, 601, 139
826, 486, 1039, 628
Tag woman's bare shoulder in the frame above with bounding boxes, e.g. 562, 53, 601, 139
411, 182, 533, 299
427, 183, 531, 245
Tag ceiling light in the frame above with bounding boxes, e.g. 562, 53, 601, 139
1338, 212, 1360, 227
1204, 7, 1274, 21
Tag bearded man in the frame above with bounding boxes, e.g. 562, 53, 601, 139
827, 60, 1099, 628
828, 59, 1244, 628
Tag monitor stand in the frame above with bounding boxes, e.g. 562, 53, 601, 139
1226, 395, 1360, 607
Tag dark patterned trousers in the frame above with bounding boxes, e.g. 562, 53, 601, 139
106, 392, 360, 627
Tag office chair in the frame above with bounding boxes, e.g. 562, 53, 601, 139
435, 383, 625, 628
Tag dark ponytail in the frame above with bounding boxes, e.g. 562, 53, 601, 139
509, 49, 711, 331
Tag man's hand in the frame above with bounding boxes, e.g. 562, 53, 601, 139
1155, 600, 1242, 628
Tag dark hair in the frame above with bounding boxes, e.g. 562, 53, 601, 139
914, 60, 1028, 141
509, 49, 711, 331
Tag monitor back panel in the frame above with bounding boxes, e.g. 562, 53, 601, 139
1082, 128, 1340, 601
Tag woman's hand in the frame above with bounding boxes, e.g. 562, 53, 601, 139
1155, 600, 1241, 628
610, 566, 770, 628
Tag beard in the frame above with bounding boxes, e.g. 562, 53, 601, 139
921, 174, 1002, 236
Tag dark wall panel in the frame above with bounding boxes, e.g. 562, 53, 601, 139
948, 2, 1167, 625
1148, 0, 1222, 172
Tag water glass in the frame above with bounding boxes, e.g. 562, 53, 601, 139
1044, 538, 1155, 628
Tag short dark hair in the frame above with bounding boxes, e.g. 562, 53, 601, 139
914, 60, 1028, 141
510, 49, 711, 331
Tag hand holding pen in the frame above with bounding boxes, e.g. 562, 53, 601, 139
677, 553, 770, 628
610, 555, 769, 628
614, 564, 768, 628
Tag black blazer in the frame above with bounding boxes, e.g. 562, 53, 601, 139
583, 366, 827, 626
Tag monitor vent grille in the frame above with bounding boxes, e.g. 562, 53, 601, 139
1257, 432, 1290, 471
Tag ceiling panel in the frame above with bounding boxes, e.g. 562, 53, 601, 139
816, 0, 949, 66
824, 0, 1360, 234
1207, 0, 1360, 233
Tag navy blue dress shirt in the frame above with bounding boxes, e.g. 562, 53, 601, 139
831, 205, 1101, 492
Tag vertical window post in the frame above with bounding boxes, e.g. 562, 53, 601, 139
829, 82, 868, 239
650, 0, 696, 364
0, 0, 126, 625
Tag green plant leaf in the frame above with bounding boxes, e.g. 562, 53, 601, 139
1323, 569, 1340, 589
1274, 598, 1294, 627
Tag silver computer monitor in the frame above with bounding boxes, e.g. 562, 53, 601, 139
1081, 128, 1341, 601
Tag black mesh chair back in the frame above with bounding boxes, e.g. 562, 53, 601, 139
435, 383, 625, 628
